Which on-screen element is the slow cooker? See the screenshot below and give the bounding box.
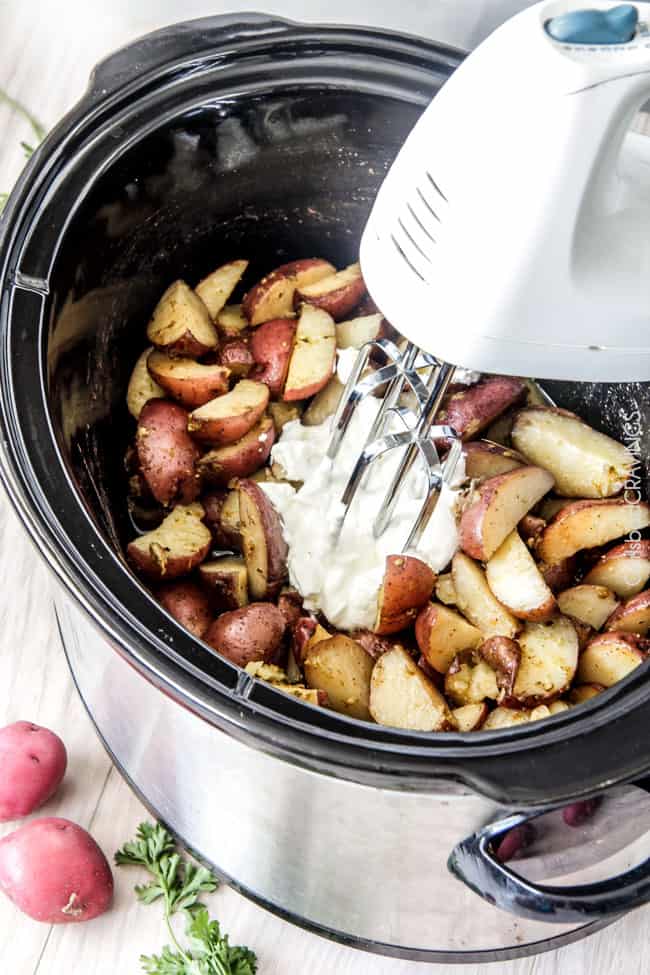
[1,13,650,963]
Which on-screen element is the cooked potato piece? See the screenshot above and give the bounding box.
[369,646,453,730]
[205,602,285,667]
[478,636,521,699]
[127,503,211,580]
[452,552,520,639]
[539,497,575,521]
[238,478,288,600]
[302,375,344,427]
[605,589,650,635]
[293,619,331,664]
[518,514,547,547]
[539,556,579,594]
[136,400,200,506]
[352,630,397,659]
[304,634,373,720]
[374,555,436,635]
[557,585,619,630]
[202,489,241,550]
[415,603,482,673]
[218,337,254,378]
[147,351,230,408]
[507,616,579,707]
[269,400,302,433]
[484,410,516,447]
[569,683,605,704]
[157,580,213,638]
[294,262,366,320]
[199,556,249,611]
[452,702,489,731]
[483,706,531,729]
[249,318,296,397]
[283,304,336,402]
[335,313,383,349]
[462,441,524,481]
[434,573,457,606]
[460,466,555,561]
[511,407,634,499]
[486,530,556,621]
[217,303,248,336]
[444,651,499,705]
[127,347,165,418]
[584,540,650,598]
[538,499,650,564]
[188,379,269,446]
[195,259,248,319]
[277,589,303,631]
[577,631,647,686]
[198,415,275,485]
[243,258,334,325]
[147,280,218,357]
[437,376,526,443]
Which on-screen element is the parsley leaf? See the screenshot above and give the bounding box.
[0,90,45,214]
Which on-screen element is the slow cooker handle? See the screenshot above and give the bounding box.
[86,14,295,100]
[448,807,650,923]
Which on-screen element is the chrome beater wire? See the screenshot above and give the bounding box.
[327,338,461,548]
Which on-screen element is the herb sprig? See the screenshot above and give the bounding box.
[0,89,45,213]
[116,822,257,975]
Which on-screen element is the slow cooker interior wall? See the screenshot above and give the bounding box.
[47,90,415,547]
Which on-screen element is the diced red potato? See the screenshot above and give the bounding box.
[249,318,296,397]
[188,380,269,445]
[462,441,524,481]
[301,375,344,427]
[294,262,366,320]
[415,603,482,673]
[511,407,634,499]
[436,376,527,444]
[452,552,520,639]
[569,683,605,704]
[538,500,650,564]
[0,818,113,923]
[518,514,547,547]
[369,646,453,730]
[146,280,218,357]
[304,634,374,720]
[483,410,517,447]
[268,400,303,433]
[202,489,241,550]
[452,702,489,731]
[434,573,457,606]
[503,616,579,707]
[374,555,436,635]
[577,631,648,686]
[277,589,303,631]
[127,503,211,580]
[538,556,579,594]
[557,585,619,630]
[485,530,557,621]
[459,466,555,561]
[538,497,575,521]
[126,347,165,418]
[199,557,249,612]
[0,722,67,822]
[478,636,521,700]
[335,313,383,349]
[563,798,601,828]
[136,401,200,507]
[217,337,254,378]
[195,259,248,319]
[242,258,335,325]
[198,415,275,485]
[157,580,213,637]
[352,630,397,659]
[605,589,650,635]
[204,602,286,667]
[146,351,230,408]
[444,651,499,706]
[584,541,650,599]
[483,706,533,729]
[292,617,330,665]
[237,478,288,600]
[495,823,536,861]
[216,303,248,336]
[283,305,336,402]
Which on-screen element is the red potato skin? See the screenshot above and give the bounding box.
[202,491,241,550]
[374,555,436,635]
[146,354,230,409]
[479,637,521,701]
[277,590,303,631]
[519,514,546,547]
[204,603,286,667]
[198,417,276,485]
[0,818,113,923]
[605,589,650,634]
[0,722,67,822]
[218,338,254,377]
[188,382,269,446]
[126,535,212,582]
[136,401,200,506]
[538,499,650,564]
[292,616,318,664]
[294,275,367,321]
[242,259,334,324]
[238,478,288,599]
[436,376,526,444]
[463,440,525,480]
[250,318,297,397]
[353,630,396,659]
[157,581,213,638]
[539,556,579,593]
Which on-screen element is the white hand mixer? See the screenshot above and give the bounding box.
[329,0,650,549]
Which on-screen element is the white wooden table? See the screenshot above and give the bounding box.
[1,2,649,972]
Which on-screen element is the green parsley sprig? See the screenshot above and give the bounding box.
[116,822,257,975]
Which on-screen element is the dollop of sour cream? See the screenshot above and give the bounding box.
[259,355,467,631]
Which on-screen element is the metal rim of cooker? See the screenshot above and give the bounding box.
[0,13,649,807]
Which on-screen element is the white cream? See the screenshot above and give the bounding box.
[260,392,466,632]
[454,366,482,385]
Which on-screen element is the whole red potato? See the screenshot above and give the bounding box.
[0,721,67,821]
[0,818,113,923]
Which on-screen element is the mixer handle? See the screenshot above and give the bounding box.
[448,804,650,923]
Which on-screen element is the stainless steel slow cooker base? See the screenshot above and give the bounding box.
[56,595,614,962]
